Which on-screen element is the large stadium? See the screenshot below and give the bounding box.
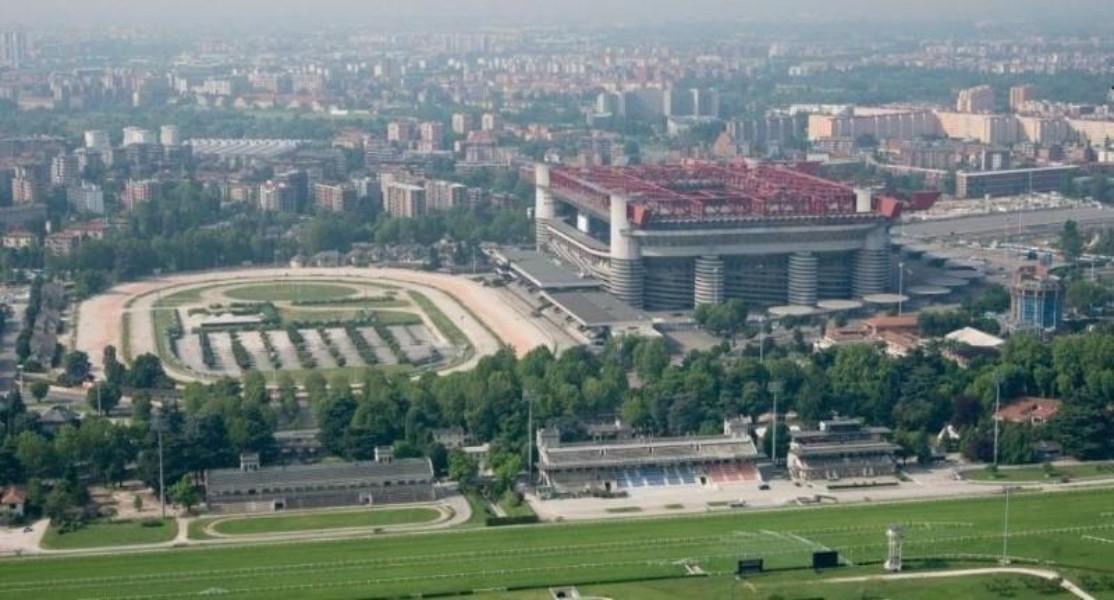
[534,162,895,310]
[74,267,558,381]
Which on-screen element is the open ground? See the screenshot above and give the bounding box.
[1,486,1112,599]
[75,267,558,381]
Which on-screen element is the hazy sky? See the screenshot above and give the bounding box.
[4,0,1114,29]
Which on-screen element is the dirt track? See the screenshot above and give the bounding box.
[75,267,557,378]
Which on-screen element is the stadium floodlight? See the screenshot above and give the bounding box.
[884,524,904,572]
[1001,485,1011,565]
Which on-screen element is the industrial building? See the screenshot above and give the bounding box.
[955,165,1078,199]
[533,162,894,310]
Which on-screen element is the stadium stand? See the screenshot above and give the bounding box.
[204,448,435,513]
[787,417,900,484]
[537,418,763,495]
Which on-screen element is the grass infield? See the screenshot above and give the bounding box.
[966,462,1114,482]
[208,507,441,536]
[40,518,178,550]
[223,282,359,303]
[8,487,1113,599]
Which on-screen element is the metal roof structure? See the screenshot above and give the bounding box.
[549,163,861,226]
[205,459,433,495]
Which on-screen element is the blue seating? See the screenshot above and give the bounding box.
[643,467,665,487]
[665,467,681,485]
[678,465,696,484]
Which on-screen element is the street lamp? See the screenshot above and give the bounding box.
[151,411,167,519]
[767,381,784,467]
[897,261,906,316]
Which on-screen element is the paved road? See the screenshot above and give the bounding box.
[824,567,1096,600]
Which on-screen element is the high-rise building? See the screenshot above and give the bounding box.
[451,113,473,136]
[160,125,182,147]
[384,182,425,218]
[481,113,501,132]
[84,130,111,151]
[1008,265,1062,334]
[122,127,156,147]
[122,179,161,210]
[50,154,79,187]
[425,180,466,212]
[418,121,444,152]
[314,182,356,212]
[259,181,297,213]
[67,182,105,214]
[12,165,43,205]
[1009,85,1035,112]
[387,120,416,143]
[956,85,995,114]
[0,30,30,68]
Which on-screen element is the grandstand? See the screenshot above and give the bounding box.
[787,417,900,485]
[204,449,435,513]
[536,418,763,495]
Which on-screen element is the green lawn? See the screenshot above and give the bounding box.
[209,507,441,536]
[40,518,178,550]
[278,307,423,326]
[966,462,1114,482]
[408,290,470,347]
[224,282,358,302]
[7,485,1114,599]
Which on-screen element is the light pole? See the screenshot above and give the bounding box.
[152,412,167,519]
[897,261,905,316]
[993,373,1001,468]
[767,381,783,468]
[1001,485,1011,565]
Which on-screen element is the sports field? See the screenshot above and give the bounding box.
[4,487,1113,599]
[222,282,361,302]
[208,507,441,536]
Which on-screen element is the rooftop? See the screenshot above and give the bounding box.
[544,289,651,328]
[549,162,862,226]
[205,459,433,495]
[494,248,601,291]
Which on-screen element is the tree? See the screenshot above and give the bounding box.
[128,354,169,389]
[168,475,199,513]
[103,345,126,388]
[1050,403,1112,460]
[1065,279,1111,317]
[60,351,91,386]
[29,381,49,404]
[447,449,478,485]
[1060,220,1083,262]
[86,382,121,415]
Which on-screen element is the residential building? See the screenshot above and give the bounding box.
[314,182,356,212]
[50,153,78,187]
[122,126,156,146]
[956,85,995,113]
[2,230,36,249]
[424,179,466,212]
[67,181,105,214]
[481,112,501,131]
[122,179,161,210]
[259,180,298,212]
[1009,85,1036,112]
[955,165,1077,199]
[451,112,473,135]
[384,181,425,217]
[418,121,444,152]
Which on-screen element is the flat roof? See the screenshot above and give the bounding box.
[816,299,864,311]
[206,459,432,495]
[768,305,818,317]
[862,294,910,305]
[545,290,651,328]
[495,248,601,291]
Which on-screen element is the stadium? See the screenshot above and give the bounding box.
[533,162,895,310]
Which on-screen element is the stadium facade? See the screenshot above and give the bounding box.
[534,162,894,310]
[536,418,762,495]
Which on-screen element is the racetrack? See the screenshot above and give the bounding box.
[75,267,558,379]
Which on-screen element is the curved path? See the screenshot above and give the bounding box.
[76,267,557,380]
[30,495,471,558]
[823,567,1096,600]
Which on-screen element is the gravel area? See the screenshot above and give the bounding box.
[357,327,398,365]
[389,325,435,363]
[208,332,242,376]
[331,328,368,367]
[300,329,337,369]
[238,331,276,370]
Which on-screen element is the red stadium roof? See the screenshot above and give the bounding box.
[549,162,863,226]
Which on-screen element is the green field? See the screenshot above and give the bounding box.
[409,290,470,347]
[40,518,178,550]
[224,282,359,302]
[966,462,1114,482]
[209,507,441,536]
[6,488,1114,599]
[277,306,423,325]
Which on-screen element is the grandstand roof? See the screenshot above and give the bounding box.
[205,459,433,495]
[549,162,863,226]
[539,435,760,469]
[790,440,901,458]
